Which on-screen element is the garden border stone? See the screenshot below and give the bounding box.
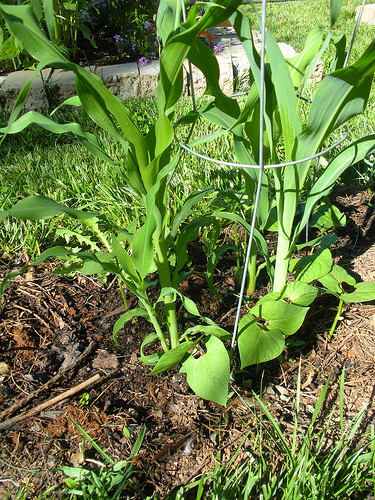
[0,28,301,112]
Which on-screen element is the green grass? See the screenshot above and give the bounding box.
[30,370,374,499]
[241,0,374,55]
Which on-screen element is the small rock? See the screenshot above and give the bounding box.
[92,349,119,370]
[70,451,84,467]
[356,4,375,25]
[0,362,9,375]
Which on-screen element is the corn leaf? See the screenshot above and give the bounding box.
[330,0,343,28]
[265,30,302,160]
[286,27,325,89]
[0,195,99,222]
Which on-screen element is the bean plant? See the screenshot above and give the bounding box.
[1,0,375,406]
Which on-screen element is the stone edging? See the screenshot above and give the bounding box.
[0,29,305,112]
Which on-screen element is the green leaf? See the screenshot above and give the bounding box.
[158,287,201,317]
[0,36,20,59]
[128,425,146,460]
[140,332,163,365]
[280,281,318,307]
[340,282,375,303]
[319,264,356,295]
[150,340,198,375]
[265,29,302,160]
[1,195,99,221]
[42,0,57,41]
[290,247,333,284]
[251,299,309,336]
[238,314,285,368]
[0,110,124,178]
[131,213,156,280]
[286,27,325,89]
[330,0,343,28]
[132,156,179,278]
[310,199,346,231]
[168,187,214,243]
[183,323,231,341]
[113,308,149,345]
[181,335,230,406]
[112,234,140,286]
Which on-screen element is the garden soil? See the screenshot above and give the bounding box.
[1,186,375,499]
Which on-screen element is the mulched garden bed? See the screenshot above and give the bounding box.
[1,185,375,498]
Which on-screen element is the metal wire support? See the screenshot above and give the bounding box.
[173,120,349,170]
[344,0,366,68]
[231,0,267,350]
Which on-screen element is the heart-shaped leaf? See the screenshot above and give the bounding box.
[238,314,285,368]
[181,336,229,406]
[251,299,309,336]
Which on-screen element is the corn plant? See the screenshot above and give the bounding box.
[173,0,375,369]
[0,0,249,406]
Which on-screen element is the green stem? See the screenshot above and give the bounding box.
[329,299,343,340]
[273,234,291,293]
[118,279,128,309]
[246,240,257,296]
[141,300,170,352]
[154,237,179,349]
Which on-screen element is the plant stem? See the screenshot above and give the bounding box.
[154,236,180,349]
[273,234,291,293]
[246,240,257,296]
[329,299,343,340]
[118,279,128,309]
[142,301,170,352]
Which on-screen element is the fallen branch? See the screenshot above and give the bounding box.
[0,340,97,421]
[0,373,101,432]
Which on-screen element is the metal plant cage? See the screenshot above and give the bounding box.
[174,0,367,348]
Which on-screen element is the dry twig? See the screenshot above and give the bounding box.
[0,340,97,421]
[0,373,101,432]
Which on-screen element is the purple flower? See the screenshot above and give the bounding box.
[139,56,149,66]
[154,37,159,47]
[144,21,153,30]
[213,44,223,54]
[132,42,137,50]
[114,34,124,43]
[150,51,157,60]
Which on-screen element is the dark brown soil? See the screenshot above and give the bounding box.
[1,186,375,499]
